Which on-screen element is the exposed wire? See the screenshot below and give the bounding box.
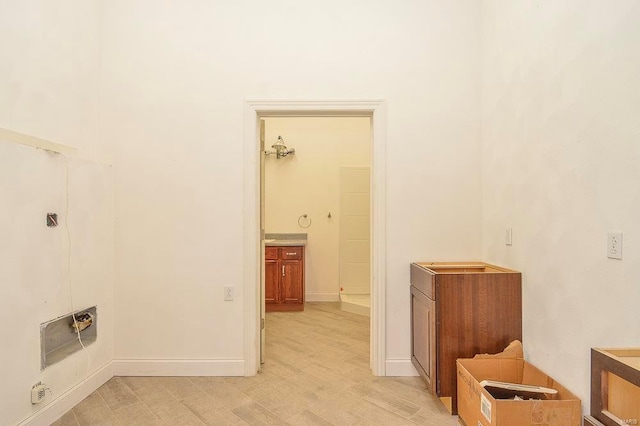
[57,151,92,374]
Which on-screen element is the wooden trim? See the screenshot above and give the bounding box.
[584,415,606,426]
[370,99,387,376]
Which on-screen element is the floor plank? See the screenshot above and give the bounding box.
[53,303,458,425]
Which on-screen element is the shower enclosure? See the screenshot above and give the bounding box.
[339,166,371,315]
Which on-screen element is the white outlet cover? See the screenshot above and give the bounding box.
[607,232,622,260]
[31,383,46,404]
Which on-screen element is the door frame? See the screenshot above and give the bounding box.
[242,99,387,376]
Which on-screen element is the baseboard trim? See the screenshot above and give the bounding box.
[305,292,340,302]
[385,359,419,377]
[18,362,114,426]
[340,300,370,317]
[113,359,245,377]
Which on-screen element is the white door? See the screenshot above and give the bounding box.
[339,167,370,296]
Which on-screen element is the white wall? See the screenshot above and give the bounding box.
[0,141,114,425]
[0,2,113,423]
[3,2,637,415]
[0,0,103,160]
[99,1,482,367]
[481,0,640,408]
[264,117,370,301]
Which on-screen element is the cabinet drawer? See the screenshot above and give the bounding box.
[280,247,302,260]
[410,263,435,299]
[265,247,278,260]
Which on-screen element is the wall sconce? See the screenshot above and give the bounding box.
[265,136,295,159]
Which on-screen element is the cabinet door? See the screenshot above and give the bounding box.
[264,258,279,305]
[411,285,436,394]
[281,258,303,304]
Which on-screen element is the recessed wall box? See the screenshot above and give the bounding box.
[40,306,97,370]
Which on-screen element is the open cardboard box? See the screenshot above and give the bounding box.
[457,357,581,426]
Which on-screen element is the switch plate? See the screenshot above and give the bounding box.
[505,228,513,246]
[607,232,622,260]
[224,286,234,301]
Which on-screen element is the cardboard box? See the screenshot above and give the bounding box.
[457,357,581,426]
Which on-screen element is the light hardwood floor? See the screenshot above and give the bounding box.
[53,303,458,425]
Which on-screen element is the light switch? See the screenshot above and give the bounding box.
[224,286,234,301]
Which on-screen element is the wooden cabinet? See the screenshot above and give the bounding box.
[411,285,436,391]
[584,416,605,426]
[410,262,522,414]
[590,348,640,426]
[266,246,304,311]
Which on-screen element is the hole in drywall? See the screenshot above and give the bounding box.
[40,306,97,370]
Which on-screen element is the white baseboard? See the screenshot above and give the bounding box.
[18,362,114,426]
[342,287,370,295]
[113,359,245,377]
[385,359,419,377]
[305,292,340,302]
[340,300,370,316]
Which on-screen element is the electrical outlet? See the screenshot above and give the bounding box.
[607,232,623,260]
[224,286,234,301]
[31,382,46,404]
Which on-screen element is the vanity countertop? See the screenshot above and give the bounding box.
[265,233,307,246]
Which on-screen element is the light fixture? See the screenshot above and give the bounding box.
[266,136,295,159]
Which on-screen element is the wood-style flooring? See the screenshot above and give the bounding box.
[53,302,458,425]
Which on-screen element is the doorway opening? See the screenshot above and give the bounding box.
[243,100,387,377]
[262,116,371,314]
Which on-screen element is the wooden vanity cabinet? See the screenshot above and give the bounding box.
[266,246,305,311]
[410,262,522,414]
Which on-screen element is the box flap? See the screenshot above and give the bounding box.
[522,362,580,401]
[458,358,524,384]
[474,340,524,360]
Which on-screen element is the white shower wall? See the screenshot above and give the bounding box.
[264,117,371,301]
[339,166,371,296]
